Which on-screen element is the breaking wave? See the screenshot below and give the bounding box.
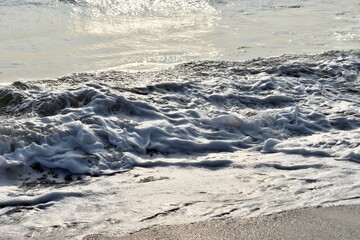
[0,50,359,183]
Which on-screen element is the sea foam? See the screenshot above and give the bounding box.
[0,51,359,184]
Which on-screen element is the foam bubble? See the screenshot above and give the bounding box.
[0,51,359,184]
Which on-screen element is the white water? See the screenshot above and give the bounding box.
[0,51,360,238]
[0,51,359,179]
[1,0,360,239]
[1,0,360,82]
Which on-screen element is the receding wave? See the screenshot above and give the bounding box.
[0,50,359,184]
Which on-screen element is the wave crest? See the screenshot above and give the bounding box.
[0,50,359,184]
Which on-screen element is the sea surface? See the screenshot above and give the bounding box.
[0,1,360,239]
[0,0,359,82]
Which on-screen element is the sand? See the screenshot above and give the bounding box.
[83,204,360,240]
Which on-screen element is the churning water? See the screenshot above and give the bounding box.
[1,2,360,239]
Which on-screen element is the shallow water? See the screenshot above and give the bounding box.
[1,0,359,82]
[1,2,360,238]
[0,50,359,183]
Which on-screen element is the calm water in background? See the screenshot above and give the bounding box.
[0,0,359,82]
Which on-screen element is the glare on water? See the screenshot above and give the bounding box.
[0,0,359,82]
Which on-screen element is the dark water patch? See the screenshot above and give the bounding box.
[255,163,324,171]
[0,192,84,208]
[134,159,233,170]
[58,0,78,4]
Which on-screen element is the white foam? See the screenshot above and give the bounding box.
[1,151,360,239]
[0,51,359,181]
[0,51,360,238]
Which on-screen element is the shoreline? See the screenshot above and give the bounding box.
[84,204,360,240]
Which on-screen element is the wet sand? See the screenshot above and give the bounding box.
[84,204,360,240]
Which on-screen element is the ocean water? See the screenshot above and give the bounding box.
[0,0,359,82]
[1,50,360,238]
[1,50,360,180]
[0,1,360,239]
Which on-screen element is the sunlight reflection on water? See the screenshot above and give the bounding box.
[0,0,359,82]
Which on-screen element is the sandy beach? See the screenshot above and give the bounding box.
[84,204,360,240]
